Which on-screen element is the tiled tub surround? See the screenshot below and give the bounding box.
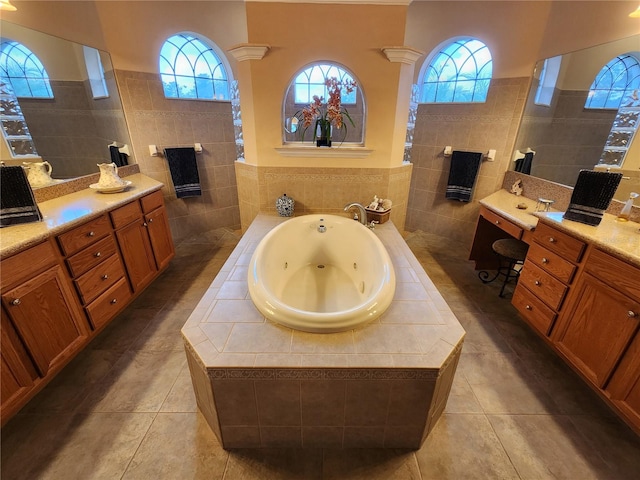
[181,214,465,449]
[234,162,412,234]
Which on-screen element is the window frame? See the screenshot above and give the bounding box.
[418,36,493,104]
[0,38,53,99]
[585,54,640,110]
[158,31,233,101]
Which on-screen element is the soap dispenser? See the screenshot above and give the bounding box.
[617,192,638,222]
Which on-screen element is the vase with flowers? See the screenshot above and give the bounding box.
[299,77,357,147]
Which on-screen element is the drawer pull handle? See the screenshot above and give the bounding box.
[629,311,638,318]
[534,280,541,286]
[101,274,109,280]
[495,220,500,225]
[542,257,549,264]
[87,231,95,237]
[110,298,117,305]
[549,237,556,243]
[11,298,21,306]
[94,252,101,258]
[525,305,532,310]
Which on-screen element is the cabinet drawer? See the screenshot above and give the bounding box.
[480,207,523,239]
[532,223,586,263]
[140,190,164,214]
[519,260,568,311]
[74,254,125,305]
[512,283,557,335]
[527,242,577,284]
[110,200,142,229]
[585,249,640,303]
[1,241,57,289]
[66,236,118,278]
[57,215,111,256]
[85,278,131,330]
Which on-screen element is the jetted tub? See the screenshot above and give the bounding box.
[247,214,396,332]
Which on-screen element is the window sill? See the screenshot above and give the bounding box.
[276,144,372,158]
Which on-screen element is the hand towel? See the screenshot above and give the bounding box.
[563,170,623,226]
[514,152,534,175]
[0,166,42,227]
[109,145,129,167]
[445,150,483,202]
[164,147,202,198]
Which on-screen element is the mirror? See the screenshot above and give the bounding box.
[512,35,640,201]
[0,20,132,183]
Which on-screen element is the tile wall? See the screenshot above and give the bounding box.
[406,78,530,246]
[235,162,413,232]
[115,70,241,242]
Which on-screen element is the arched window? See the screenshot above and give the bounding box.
[0,39,53,98]
[159,33,230,100]
[282,62,365,145]
[294,64,357,105]
[585,54,640,109]
[420,38,492,103]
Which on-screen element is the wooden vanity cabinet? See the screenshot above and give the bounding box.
[1,306,39,421]
[512,222,586,336]
[0,241,90,379]
[552,249,640,389]
[0,188,175,425]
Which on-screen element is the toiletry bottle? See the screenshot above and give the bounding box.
[617,192,638,222]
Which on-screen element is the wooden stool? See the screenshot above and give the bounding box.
[478,238,529,297]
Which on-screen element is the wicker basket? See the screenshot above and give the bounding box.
[365,208,391,224]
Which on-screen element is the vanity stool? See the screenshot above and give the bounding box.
[479,238,529,298]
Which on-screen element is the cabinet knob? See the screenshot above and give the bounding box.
[495,220,500,225]
[11,298,21,306]
[525,305,532,310]
[629,311,638,318]
[101,274,109,280]
[110,298,117,305]
[87,231,95,237]
[542,257,549,264]
[94,252,101,258]
[534,280,541,286]
[549,237,556,243]
[143,222,148,227]
[148,218,154,223]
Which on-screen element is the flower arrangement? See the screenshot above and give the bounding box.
[299,77,357,146]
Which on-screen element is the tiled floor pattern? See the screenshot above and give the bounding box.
[2,227,639,479]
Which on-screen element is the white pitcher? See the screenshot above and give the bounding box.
[23,161,54,188]
[97,162,125,188]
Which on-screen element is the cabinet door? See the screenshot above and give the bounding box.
[1,265,89,377]
[607,330,640,432]
[553,273,640,388]
[116,220,157,292]
[1,307,38,424]
[145,207,175,271]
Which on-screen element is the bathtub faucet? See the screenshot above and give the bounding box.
[344,202,368,226]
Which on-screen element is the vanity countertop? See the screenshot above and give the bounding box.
[479,189,546,231]
[536,212,640,268]
[0,173,164,259]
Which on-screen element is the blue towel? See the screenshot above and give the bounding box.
[445,151,483,202]
[0,166,42,227]
[164,147,202,198]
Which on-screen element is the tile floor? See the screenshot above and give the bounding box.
[2,227,639,479]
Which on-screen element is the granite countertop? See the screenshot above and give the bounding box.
[536,212,640,268]
[0,173,164,259]
[479,189,549,231]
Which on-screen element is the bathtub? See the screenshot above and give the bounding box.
[247,214,396,332]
